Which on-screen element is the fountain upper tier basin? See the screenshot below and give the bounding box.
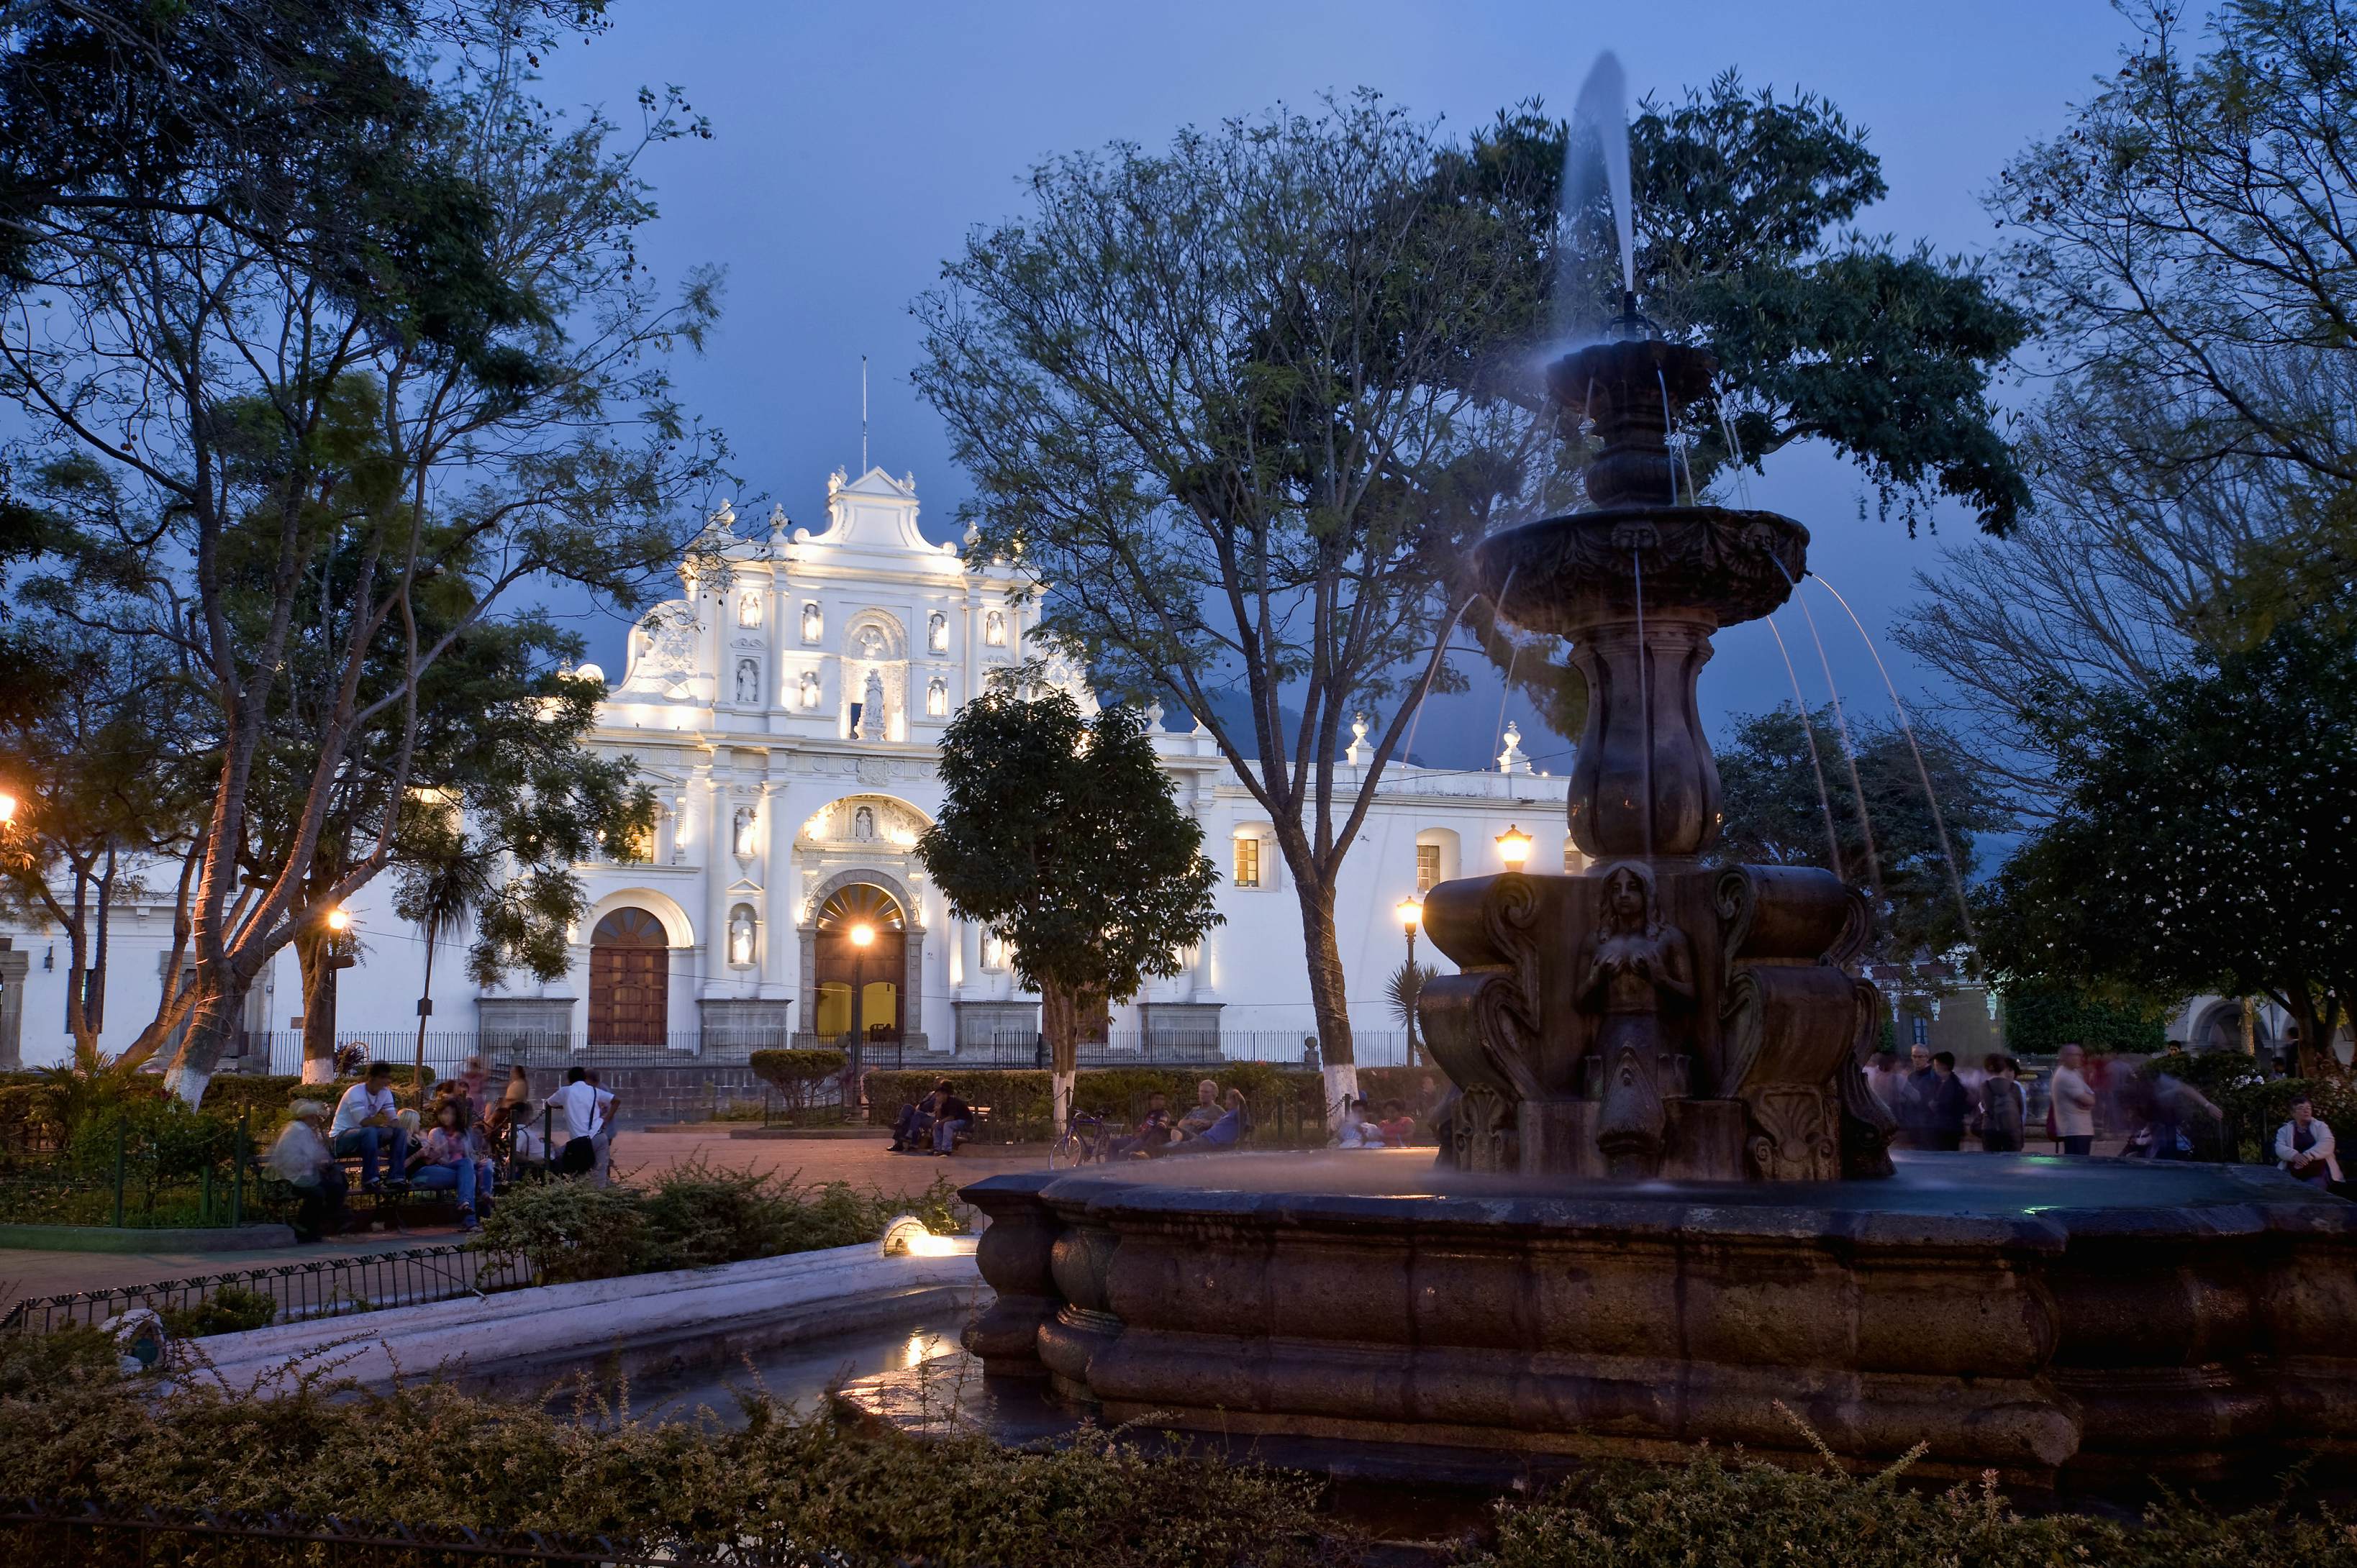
[1473,506,1809,637]
[963,1152,2357,1488]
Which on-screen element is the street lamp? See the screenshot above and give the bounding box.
[1396,895,1425,1065]
[0,791,17,826]
[1494,824,1533,872]
[324,906,351,934]
[847,921,876,1061]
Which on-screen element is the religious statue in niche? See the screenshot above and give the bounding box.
[984,609,1007,647]
[737,593,763,629]
[728,906,756,967]
[927,611,948,653]
[853,805,876,841]
[798,669,821,708]
[1575,862,1696,1175]
[801,603,823,643]
[731,804,757,860]
[855,625,888,661]
[926,677,948,717]
[734,658,759,706]
[858,670,886,740]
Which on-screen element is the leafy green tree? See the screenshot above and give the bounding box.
[1461,73,2032,532]
[1979,622,2356,1077]
[1904,1,2357,790]
[1994,983,2169,1059]
[1,11,724,1103]
[1713,703,2011,961]
[915,678,1222,1131]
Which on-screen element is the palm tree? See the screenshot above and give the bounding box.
[1387,957,1437,1065]
[391,816,496,1107]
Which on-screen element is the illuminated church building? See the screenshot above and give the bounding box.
[0,467,1571,1069]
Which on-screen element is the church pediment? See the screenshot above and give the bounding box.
[797,792,928,849]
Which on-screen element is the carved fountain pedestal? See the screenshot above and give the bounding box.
[932,334,2357,1492]
[1418,335,1888,1184]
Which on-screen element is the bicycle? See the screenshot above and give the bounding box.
[1049,1111,1116,1169]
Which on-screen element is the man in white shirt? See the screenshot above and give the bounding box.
[547,1066,617,1187]
[330,1062,411,1190]
[2051,1042,2097,1157]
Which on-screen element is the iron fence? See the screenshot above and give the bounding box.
[1,1242,528,1336]
[0,1498,812,1566]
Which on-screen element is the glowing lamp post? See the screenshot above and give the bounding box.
[847,921,876,1080]
[1397,895,1426,1065]
[1494,824,1533,872]
[0,791,17,826]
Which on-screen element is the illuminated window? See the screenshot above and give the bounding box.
[1232,835,1260,888]
[1415,844,1441,894]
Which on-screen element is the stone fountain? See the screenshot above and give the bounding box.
[943,329,2357,1492]
[1417,331,1888,1185]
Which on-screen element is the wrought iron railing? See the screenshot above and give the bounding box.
[0,1242,527,1336]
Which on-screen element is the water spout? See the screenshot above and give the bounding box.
[1572,53,1636,297]
[1809,574,1979,946]
[1764,615,1846,882]
[1768,557,1884,909]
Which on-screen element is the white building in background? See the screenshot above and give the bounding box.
[0,468,1571,1072]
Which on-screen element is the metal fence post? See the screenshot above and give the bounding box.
[231,1111,245,1229]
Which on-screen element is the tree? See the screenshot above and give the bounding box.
[1902,0,2357,790]
[915,678,1222,1131]
[917,83,2025,1106]
[1713,703,2012,962]
[1,9,725,1103]
[0,621,207,1056]
[1978,622,2356,1077]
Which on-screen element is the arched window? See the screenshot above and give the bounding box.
[589,907,669,1047]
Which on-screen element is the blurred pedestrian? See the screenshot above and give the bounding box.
[1922,1052,1971,1152]
[1978,1054,2025,1153]
[1897,1043,1935,1149]
[2051,1044,2097,1157]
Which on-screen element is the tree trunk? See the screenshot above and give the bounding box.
[163,979,242,1108]
[1296,882,1358,1118]
[413,939,438,1111]
[296,926,338,1085]
[1041,980,1082,1136]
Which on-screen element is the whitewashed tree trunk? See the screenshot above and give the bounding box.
[1053,1069,1075,1137]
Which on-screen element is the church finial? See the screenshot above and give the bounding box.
[860,355,868,475]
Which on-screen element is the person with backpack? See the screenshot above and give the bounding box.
[547,1066,617,1185]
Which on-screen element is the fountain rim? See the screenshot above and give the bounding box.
[1473,503,1812,634]
[969,1157,2355,1251]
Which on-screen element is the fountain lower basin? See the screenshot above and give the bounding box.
[962,1152,2357,1488]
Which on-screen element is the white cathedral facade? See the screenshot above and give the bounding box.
[0,468,1573,1071]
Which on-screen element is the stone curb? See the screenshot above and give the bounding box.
[180,1239,983,1395]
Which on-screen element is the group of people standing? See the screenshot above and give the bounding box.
[264,1057,619,1241]
[1870,1044,2034,1152]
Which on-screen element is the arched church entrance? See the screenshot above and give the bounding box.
[589,906,670,1046]
[812,883,905,1044]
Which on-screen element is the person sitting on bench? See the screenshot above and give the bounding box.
[330,1063,410,1193]
[267,1100,346,1241]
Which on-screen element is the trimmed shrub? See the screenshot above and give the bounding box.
[0,1352,1335,1567]
[1468,1436,2357,1568]
[748,1047,847,1109]
[865,1065,1323,1137]
[474,1160,967,1285]
[159,1284,279,1339]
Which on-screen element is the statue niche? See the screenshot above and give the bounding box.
[1574,863,1692,1177]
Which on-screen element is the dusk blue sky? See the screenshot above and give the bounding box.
[531,1,2140,777]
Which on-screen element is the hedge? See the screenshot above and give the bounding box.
[748,1048,848,1108]
[864,1065,1326,1134]
[1999,982,2170,1057]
